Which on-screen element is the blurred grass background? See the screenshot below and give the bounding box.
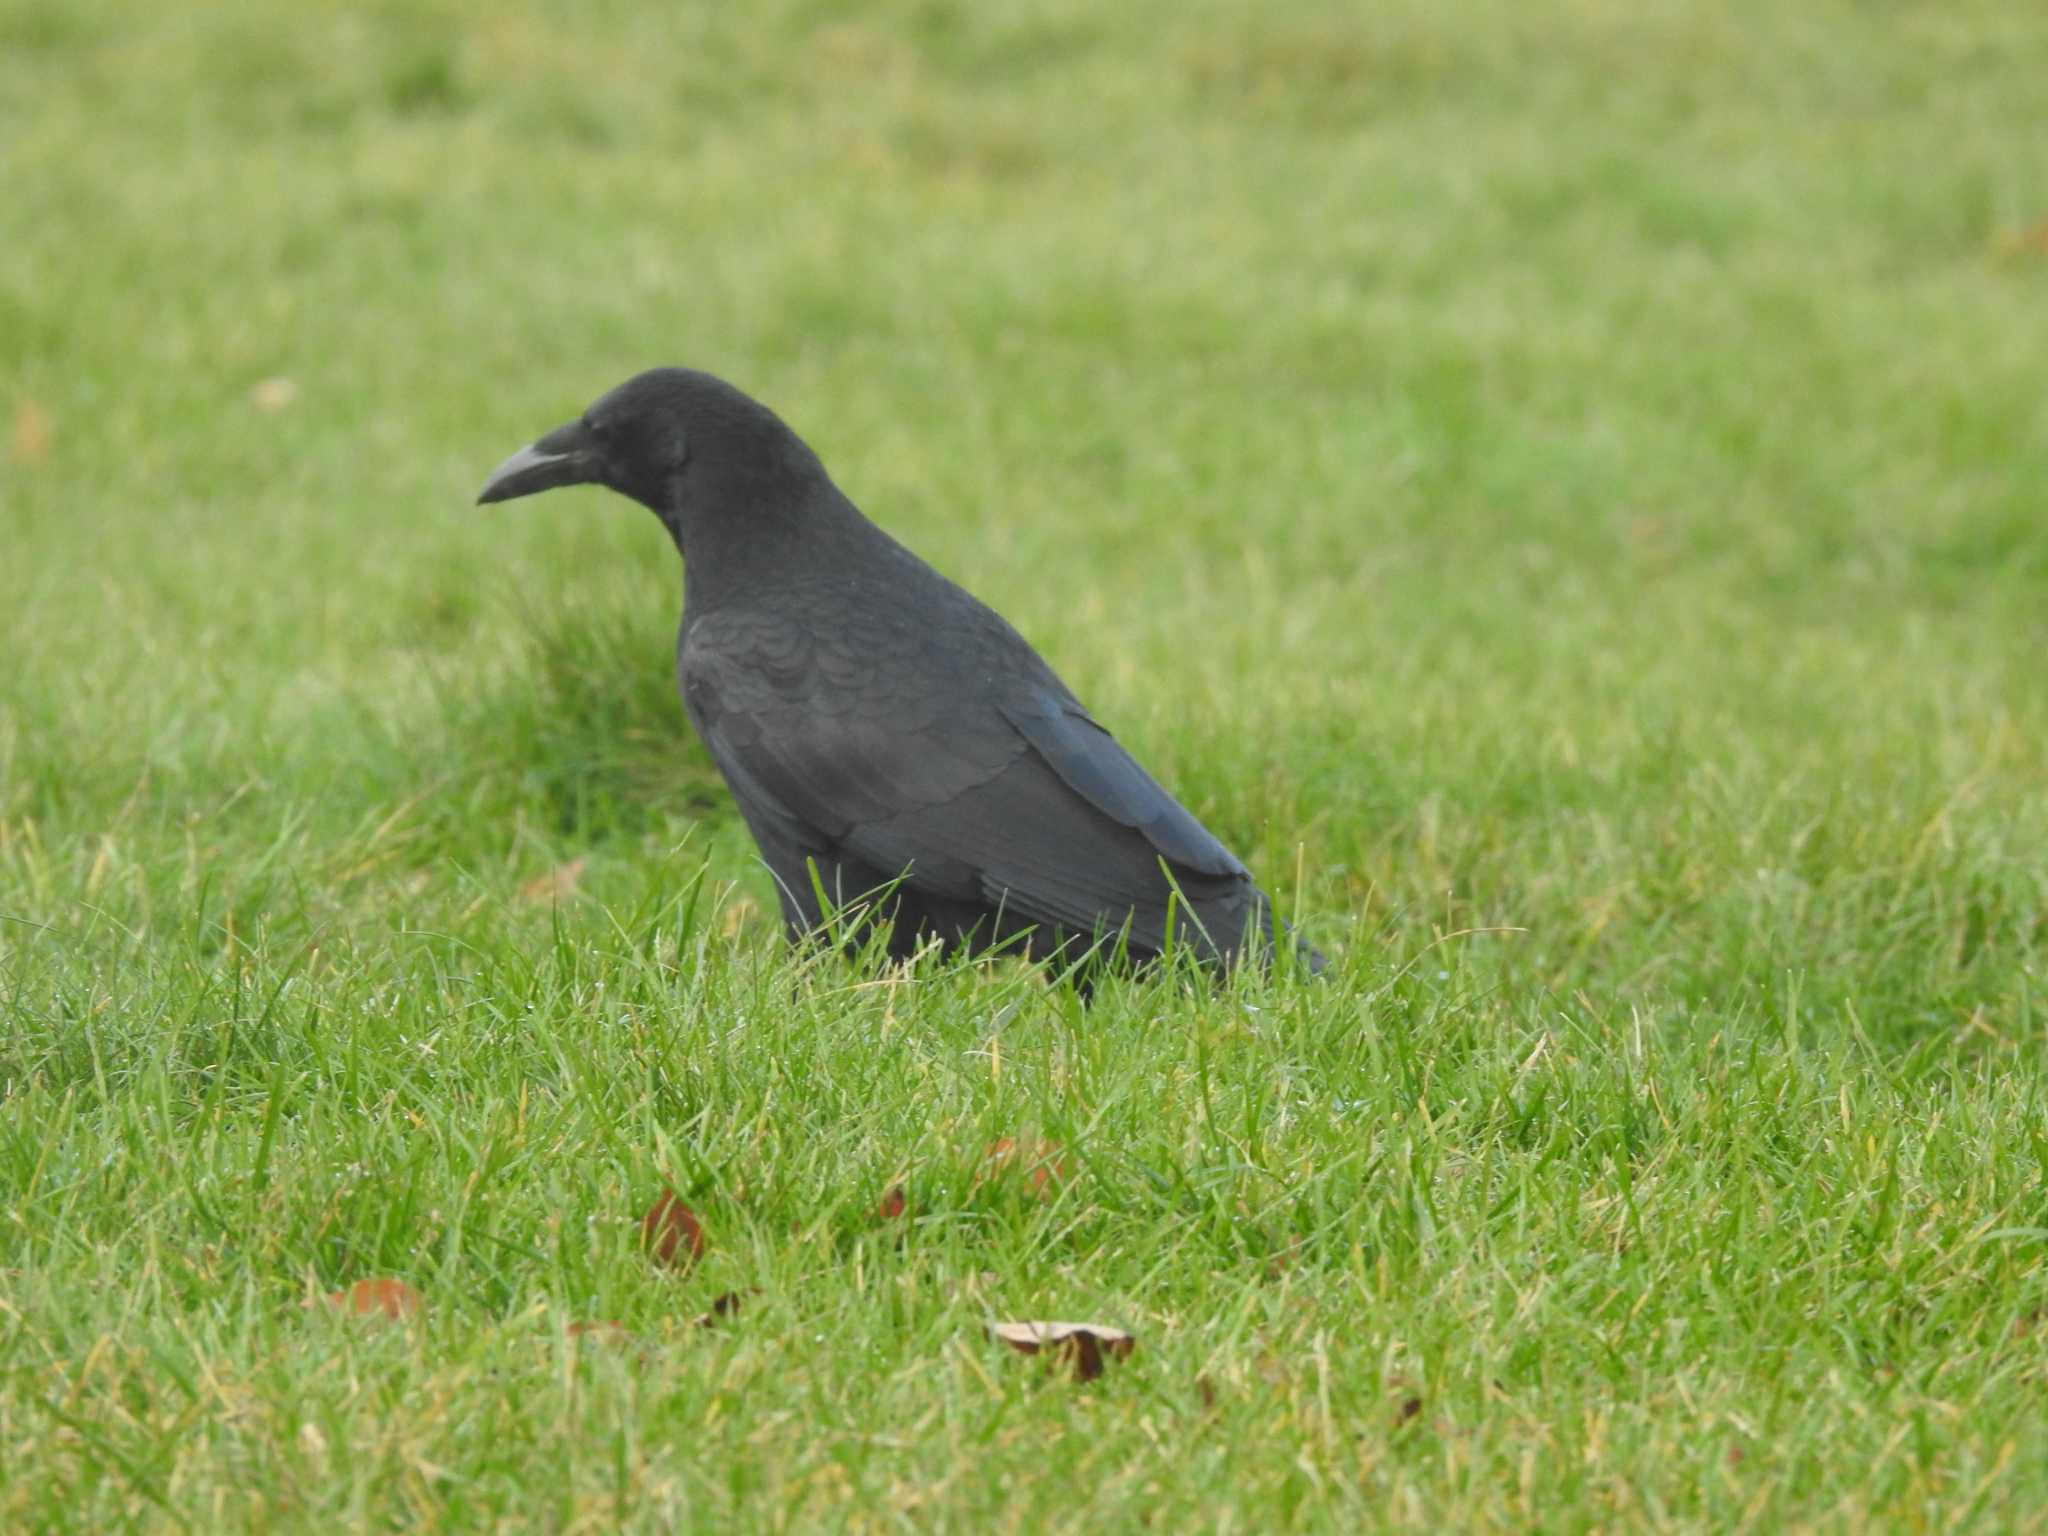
[3,0,2047,1529]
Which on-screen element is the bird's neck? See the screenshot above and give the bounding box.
[664,473,877,619]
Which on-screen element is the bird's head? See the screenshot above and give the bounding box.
[476,367,820,524]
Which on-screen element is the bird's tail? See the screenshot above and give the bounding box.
[1279,919,1327,978]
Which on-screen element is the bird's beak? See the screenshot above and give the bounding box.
[476,418,597,505]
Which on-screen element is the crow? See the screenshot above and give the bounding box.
[478,368,1320,980]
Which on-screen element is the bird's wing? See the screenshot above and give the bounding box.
[995,691,1247,880]
[680,613,1252,946]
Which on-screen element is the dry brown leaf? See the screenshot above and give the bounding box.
[1394,1394,1424,1426]
[305,1276,424,1322]
[876,1183,909,1221]
[1263,1236,1304,1280]
[693,1290,745,1328]
[641,1187,706,1268]
[519,857,587,904]
[10,399,52,466]
[988,1320,1134,1381]
[1993,219,2048,260]
[568,1319,633,1343]
[251,376,299,412]
[980,1137,1072,1200]
[718,896,762,937]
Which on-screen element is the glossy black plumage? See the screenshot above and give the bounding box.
[479,368,1319,977]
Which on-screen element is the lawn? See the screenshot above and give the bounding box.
[4,0,2047,1529]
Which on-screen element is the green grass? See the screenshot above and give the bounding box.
[4,0,2048,1528]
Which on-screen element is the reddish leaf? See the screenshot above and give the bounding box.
[989,1320,1135,1381]
[306,1276,423,1322]
[641,1188,706,1268]
[1994,218,2048,260]
[876,1184,908,1221]
[981,1138,1072,1200]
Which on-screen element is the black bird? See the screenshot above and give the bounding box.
[478,368,1319,979]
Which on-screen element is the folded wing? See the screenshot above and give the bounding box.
[681,616,1264,961]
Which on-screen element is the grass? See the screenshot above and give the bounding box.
[3,0,2047,1527]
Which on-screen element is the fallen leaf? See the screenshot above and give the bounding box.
[980,1137,1073,1200]
[10,399,52,465]
[1993,220,2048,260]
[641,1187,705,1268]
[693,1290,745,1328]
[251,376,298,412]
[1263,1236,1304,1280]
[719,896,762,937]
[1727,1442,1746,1466]
[1394,1394,1424,1426]
[988,1320,1135,1381]
[305,1276,424,1321]
[519,857,587,904]
[568,1319,633,1343]
[876,1184,908,1221]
